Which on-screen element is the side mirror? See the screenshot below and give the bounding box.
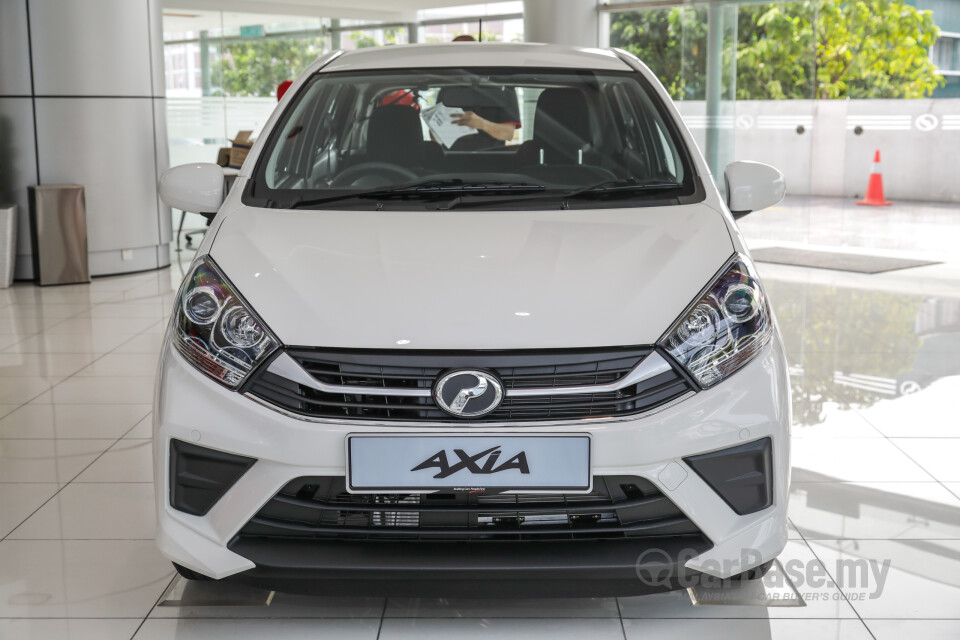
[158,163,225,214]
[724,161,785,219]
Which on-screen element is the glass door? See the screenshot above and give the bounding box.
[608,0,818,198]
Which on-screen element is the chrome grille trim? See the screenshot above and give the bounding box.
[266,350,673,399]
[243,389,695,427]
[267,351,431,397]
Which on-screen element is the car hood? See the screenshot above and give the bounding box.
[209,204,734,350]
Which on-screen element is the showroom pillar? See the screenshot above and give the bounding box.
[523,0,605,48]
[703,3,738,186]
[0,0,171,280]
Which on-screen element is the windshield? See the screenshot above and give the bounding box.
[245,67,700,210]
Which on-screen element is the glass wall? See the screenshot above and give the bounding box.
[607,0,945,197]
[163,10,333,237]
[337,21,410,50]
[163,10,329,170]
[607,0,944,102]
[932,31,960,97]
[162,2,524,174]
[418,2,523,42]
[609,2,746,188]
[162,3,526,240]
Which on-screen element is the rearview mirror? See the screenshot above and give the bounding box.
[724,161,785,219]
[158,163,225,214]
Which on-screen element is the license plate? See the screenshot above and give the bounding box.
[346,434,591,493]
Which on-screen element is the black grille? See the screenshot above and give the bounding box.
[246,346,692,422]
[236,476,705,542]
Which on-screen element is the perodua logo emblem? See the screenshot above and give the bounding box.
[433,370,504,418]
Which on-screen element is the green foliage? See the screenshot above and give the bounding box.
[611,0,945,100]
[215,37,325,97]
[765,280,922,427]
[813,0,943,98]
[478,30,505,43]
[611,7,708,99]
[348,28,401,49]
[736,4,818,99]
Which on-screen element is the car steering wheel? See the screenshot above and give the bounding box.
[330,162,419,188]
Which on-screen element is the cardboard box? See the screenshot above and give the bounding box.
[228,131,254,169]
[216,147,231,167]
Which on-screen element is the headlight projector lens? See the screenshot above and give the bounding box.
[678,302,722,345]
[220,306,266,348]
[182,287,220,325]
[722,284,760,323]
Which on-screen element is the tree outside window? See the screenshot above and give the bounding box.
[611,0,945,100]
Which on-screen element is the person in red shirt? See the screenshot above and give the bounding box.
[450,101,519,144]
[448,35,520,146]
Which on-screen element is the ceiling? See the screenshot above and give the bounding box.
[160,0,510,22]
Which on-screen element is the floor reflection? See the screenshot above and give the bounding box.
[791,478,960,540]
[765,278,960,429]
[767,270,960,625]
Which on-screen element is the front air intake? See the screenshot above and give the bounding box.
[234,475,707,542]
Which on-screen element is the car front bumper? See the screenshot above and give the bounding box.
[153,337,791,596]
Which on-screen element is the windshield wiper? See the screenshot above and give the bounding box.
[561,179,683,199]
[285,179,545,209]
[436,178,686,211]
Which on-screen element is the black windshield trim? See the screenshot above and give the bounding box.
[283,179,547,209]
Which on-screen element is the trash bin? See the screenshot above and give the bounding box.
[0,203,15,289]
[28,185,90,286]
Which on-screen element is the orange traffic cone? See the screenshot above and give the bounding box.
[856,150,892,206]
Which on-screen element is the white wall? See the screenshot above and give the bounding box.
[676,99,960,203]
[0,0,171,280]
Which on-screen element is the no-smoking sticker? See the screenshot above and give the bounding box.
[915,114,939,131]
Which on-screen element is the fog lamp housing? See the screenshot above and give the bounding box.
[170,439,256,516]
[684,438,773,515]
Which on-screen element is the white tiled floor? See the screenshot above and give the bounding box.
[1,199,959,638]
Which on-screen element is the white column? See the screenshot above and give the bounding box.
[0,0,170,280]
[523,0,601,48]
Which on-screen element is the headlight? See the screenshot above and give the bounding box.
[660,256,772,388]
[173,257,279,388]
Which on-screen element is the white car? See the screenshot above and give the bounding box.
[155,43,790,597]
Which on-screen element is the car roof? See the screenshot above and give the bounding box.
[320,42,633,72]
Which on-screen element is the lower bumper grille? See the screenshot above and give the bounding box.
[236,476,704,542]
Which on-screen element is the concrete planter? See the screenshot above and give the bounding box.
[0,204,16,289]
